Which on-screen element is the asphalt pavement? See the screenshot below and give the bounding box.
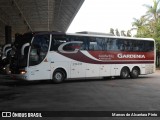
[0,71,160,119]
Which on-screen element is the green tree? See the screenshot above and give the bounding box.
[143,0,160,23]
[143,0,160,38]
[133,0,160,67]
[132,16,148,37]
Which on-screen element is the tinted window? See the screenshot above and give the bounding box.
[50,35,154,52]
[66,36,84,50]
[115,39,154,52]
[50,35,86,51]
[50,35,67,51]
[87,37,118,51]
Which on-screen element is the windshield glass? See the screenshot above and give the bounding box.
[10,33,33,70]
[29,34,50,66]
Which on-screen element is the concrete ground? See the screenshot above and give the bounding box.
[0,71,160,119]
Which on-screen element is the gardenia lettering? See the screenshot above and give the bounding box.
[117,54,145,59]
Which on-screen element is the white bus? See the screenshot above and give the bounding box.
[10,31,156,83]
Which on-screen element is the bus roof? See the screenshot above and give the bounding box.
[67,33,154,41]
[23,31,154,41]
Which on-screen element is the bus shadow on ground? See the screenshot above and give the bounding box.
[65,76,152,83]
[0,75,153,87]
[0,79,52,87]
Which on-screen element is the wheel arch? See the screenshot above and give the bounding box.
[121,66,130,72]
[52,67,67,80]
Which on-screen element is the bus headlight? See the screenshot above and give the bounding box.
[20,70,27,74]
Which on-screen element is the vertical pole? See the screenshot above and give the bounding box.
[5,25,12,44]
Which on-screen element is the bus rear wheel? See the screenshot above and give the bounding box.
[120,67,130,79]
[130,67,139,79]
[52,70,65,83]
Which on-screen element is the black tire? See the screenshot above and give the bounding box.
[52,70,65,83]
[120,67,130,79]
[130,67,139,79]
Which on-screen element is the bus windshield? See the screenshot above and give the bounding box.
[29,34,50,66]
[10,33,33,72]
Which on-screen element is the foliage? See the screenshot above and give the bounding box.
[132,0,160,46]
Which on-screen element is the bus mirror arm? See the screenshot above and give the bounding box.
[5,48,12,56]
[3,44,11,54]
[1,44,11,59]
[21,43,30,55]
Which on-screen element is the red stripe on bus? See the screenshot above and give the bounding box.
[58,51,154,64]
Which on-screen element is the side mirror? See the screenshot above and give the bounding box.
[21,43,30,55]
[3,44,11,54]
[5,48,12,56]
[2,44,11,59]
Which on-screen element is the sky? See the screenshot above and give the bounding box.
[67,0,152,35]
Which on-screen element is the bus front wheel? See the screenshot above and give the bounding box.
[52,70,65,83]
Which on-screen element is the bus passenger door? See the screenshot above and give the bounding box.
[70,62,86,78]
[28,61,51,80]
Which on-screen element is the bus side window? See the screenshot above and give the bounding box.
[118,39,125,51]
[109,38,118,51]
[88,37,98,51]
[149,41,154,51]
[50,39,60,51]
[80,37,89,50]
[138,41,144,51]
[95,37,103,50]
[128,40,133,51]
[50,35,66,51]
[107,39,115,51]
[145,41,154,51]
[117,39,132,51]
[67,36,86,50]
